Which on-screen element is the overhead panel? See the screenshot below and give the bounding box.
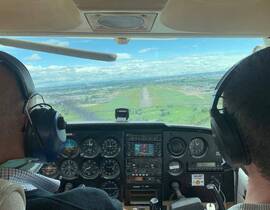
[74,0,168,11]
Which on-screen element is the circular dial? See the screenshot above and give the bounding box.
[61,138,79,158]
[168,138,186,156]
[101,181,119,198]
[80,138,100,158]
[60,159,79,180]
[189,138,207,158]
[101,159,120,179]
[80,160,100,180]
[40,163,59,178]
[168,160,183,176]
[101,138,120,158]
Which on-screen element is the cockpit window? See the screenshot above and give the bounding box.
[2,37,262,126]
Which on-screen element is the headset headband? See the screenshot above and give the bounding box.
[211,60,246,111]
[0,51,36,100]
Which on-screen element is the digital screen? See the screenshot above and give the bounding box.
[196,162,216,168]
[134,144,154,156]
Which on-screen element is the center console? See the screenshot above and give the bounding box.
[125,133,163,205]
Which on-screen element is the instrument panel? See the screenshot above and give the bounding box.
[57,136,122,181]
[39,122,235,204]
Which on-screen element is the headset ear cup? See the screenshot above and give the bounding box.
[211,110,250,166]
[26,105,66,161]
[24,122,44,159]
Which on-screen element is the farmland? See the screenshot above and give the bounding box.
[39,71,223,127]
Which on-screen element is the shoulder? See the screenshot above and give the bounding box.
[229,203,270,210]
[0,179,26,210]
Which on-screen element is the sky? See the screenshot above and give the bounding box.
[0,37,263,89]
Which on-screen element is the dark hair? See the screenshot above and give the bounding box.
[223,47,270,178]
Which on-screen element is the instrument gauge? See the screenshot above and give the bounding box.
[168,160,183,176]
[168,138,186,156]
[101,138,120,158]
[80,160,100,180]
[189,138,208,158]
[101,159,120,179]
[80,138,100,158]
[60,159,79,180]
[61,138,79,158]
[101,181,119,198]
[40,162,59,178]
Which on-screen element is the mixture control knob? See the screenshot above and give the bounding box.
[150,197,160,210]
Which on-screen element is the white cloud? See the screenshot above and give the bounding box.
[25,53,42,62]
[26,52,247,89]
[117,53,132,60]
[139,48,158,53]
[42,39,69,47]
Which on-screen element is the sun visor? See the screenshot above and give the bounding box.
[161,0,270,36]
[0,0,81,32]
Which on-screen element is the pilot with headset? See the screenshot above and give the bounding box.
[0,51,122,210]
[210,47,270,209]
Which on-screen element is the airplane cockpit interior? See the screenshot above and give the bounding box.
[1,0,269,210]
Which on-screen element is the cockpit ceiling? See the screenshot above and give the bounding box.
[0,0,270,37]
[73,0,168,11]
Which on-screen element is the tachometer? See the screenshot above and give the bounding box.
[80,138,100,158]
[101,159,120,179]
[101,138,120,158]
[40,162,59,178]
[168,138,186,156]
[80,159,100,180]
[60,159,79,180]
[189,137,207,158]
[61,138,79,158]
[101,181,119,198]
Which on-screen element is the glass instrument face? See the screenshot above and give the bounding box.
[80,138,100,158]
[101,138,120,158]
[40,163,59,178]
[61,138,79,158]
[189,138,207,158]
[101,159,120,179]
[80,159,100,180]
[60,159,79,180]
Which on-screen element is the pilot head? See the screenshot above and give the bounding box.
[218,47,270,177]
[0,52,66,163]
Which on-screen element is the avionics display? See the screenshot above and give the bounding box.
[134,143,154,157]
[126,134,162,157]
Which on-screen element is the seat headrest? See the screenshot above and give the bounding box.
[0,51,36,100]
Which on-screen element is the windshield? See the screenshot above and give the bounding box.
[2,37,262,126]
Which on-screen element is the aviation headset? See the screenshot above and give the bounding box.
[210,58,253,167]
[0,51,66,162]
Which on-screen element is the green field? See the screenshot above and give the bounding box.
[45,73,220,127]
[83,85,211,126]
